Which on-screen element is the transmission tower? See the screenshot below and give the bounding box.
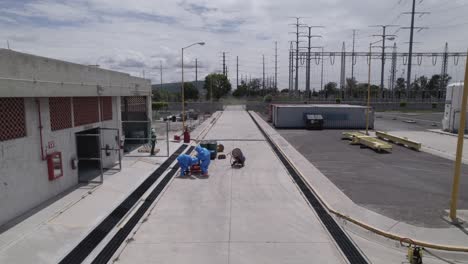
[401,0,429,92]
[440,42,449,93]
[301,25,323,99]
[370,24,398,98]
[289,17,305,92]
[340,42,346,97]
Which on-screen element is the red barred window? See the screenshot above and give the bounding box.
[73,97,99,126]
[0,98,26,141]
[49,97,72,131]
[124,96,147,112]
[100,97,113,121]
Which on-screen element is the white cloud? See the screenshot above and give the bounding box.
[0,0,466,87]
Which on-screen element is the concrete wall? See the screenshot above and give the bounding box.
[164,102,223,113]
[0,49,151,98]
[0,97,121,227]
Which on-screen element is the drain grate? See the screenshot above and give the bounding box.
[59,144,189,264]
[90,146,195,263]
[248,112,368,264]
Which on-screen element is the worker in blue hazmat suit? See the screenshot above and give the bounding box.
[195,145,211,176]
[177,154,199,176]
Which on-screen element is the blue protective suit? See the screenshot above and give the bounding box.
[177,154,199,176]
[195,146,211,175]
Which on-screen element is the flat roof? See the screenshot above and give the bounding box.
[273,104,368,108]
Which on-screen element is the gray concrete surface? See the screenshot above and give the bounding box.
[114,107,347,264]
[276,128,468,227]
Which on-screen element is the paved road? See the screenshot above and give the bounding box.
[277,128,468,227]
[375,111,443,131]
[114,107,347,264]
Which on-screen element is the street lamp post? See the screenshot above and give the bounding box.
[366,40,386,135]
[181,42,205,130]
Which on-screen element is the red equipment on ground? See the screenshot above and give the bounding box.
[190,163,202,174]
[183,127,190,143]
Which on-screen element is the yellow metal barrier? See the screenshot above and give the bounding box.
[341,131,365,141]
[342,131,392,152]
[357,136,392,152]
[376,131,421,151]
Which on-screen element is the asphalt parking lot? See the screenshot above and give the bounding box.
[375,111,443,131]
[277,126,468,227]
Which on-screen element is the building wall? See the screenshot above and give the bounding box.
[0,96,121,227]
[0,49,152,227]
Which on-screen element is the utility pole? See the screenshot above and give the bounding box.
[289,41,294,94]
[401,0,429,93]
[371,25,398,99]
[407,0,416,94]
[262,54,265,93]
[340,42,346,98]
[390,43,397,100]
[351,30,357,81]
[159,61,163,88]
[159,60,167,102]
[295,19,299,92]
[236,55,239,89]
[195,58,198,88]
[222,52,226,76]
[275,41,278,90]
[321,47,324,92]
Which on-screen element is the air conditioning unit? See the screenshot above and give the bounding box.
[442,82,467,133]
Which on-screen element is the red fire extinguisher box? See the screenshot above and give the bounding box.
[47,152,63,181]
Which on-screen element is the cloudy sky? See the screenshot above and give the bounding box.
[0,0,467,90]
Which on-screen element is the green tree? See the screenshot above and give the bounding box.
[264,94,273,103]
[395,77,406,91]
[204,73,232,100]
[233,81,248,97]
[427,74,452,92]
[324,82,338,94]
[346,77,357,96]
[280,88,289,93]
[183,82,199,101]
[410,76,428,91]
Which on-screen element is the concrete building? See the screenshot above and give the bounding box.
[0,49,151,227]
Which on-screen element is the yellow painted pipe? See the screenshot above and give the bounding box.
[450,50,468,221]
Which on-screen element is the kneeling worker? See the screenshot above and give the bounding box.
[195,145,211,176]
[177,154,199,177]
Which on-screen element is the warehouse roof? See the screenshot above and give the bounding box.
[0,49,151,97]
[272,104,369,108]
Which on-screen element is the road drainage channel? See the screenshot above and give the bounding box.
[59,144,194,264]
[248,111,369,264]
